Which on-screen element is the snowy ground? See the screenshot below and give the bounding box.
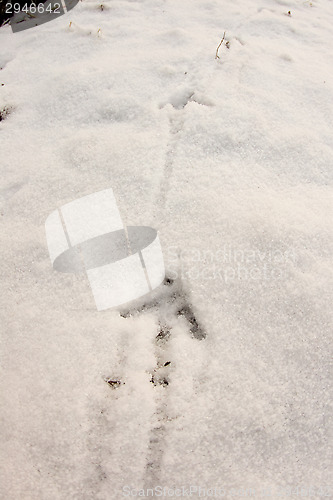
[1,0,332,498]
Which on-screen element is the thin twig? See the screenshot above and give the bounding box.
[215,31,226,59]
[1,18,11,27]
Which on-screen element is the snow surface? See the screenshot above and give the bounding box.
[1,0,332,498]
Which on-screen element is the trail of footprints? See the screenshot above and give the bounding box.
[102,67,213,487]
[104,277,205,487]
[113,277,205,386]
[145,279,206,487]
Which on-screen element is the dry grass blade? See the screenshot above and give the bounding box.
[215,31,226,59]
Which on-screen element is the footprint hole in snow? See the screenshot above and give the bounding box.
[150,374,169,387]
[118,277,205,340]
[156,325,171,343]
[177,303,206,340]
[159,89,195,110]
[160,90,214,110]
[104,378,123,389]
[164,276,175,286]
[0,106,13,122]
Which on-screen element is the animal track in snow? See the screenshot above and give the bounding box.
[159,88,214,110]
[0,106,13,122]
[119,277,205,341]
[142,278,205,487]
[105,277,205,487]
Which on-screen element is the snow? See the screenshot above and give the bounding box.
[1,0,332,498]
